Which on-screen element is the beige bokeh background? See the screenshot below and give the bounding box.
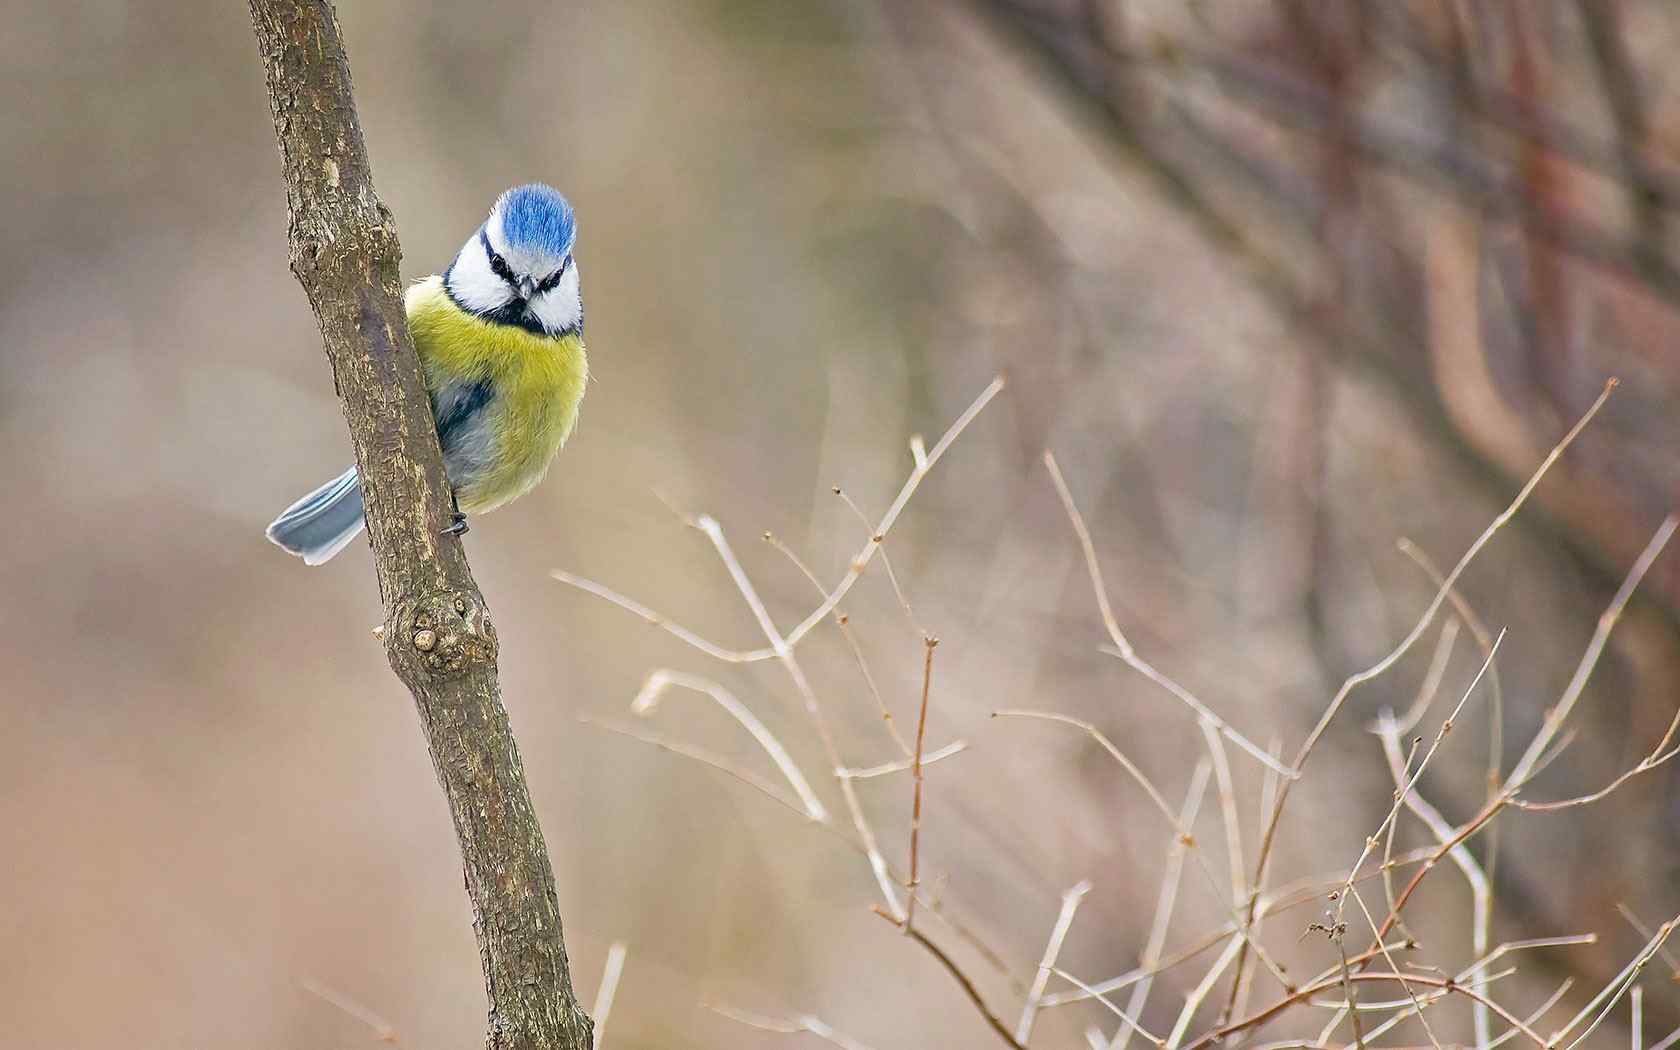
[4,3,1679,1048]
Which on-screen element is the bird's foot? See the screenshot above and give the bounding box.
[442,512,469,537]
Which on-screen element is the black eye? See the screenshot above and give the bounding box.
[536,255,570,295]
[478,229,518,287]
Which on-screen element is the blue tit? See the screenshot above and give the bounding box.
[267,183,588,564]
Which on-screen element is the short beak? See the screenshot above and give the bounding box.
[517,276,537,300]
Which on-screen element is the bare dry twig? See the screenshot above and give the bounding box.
[1109,761,1211,1050]
[591,943,628,1050]
[1230,380,1617,1016]
[1184,971,1552,1050]
[992,708,1292,988]
[906,636,939,932]
[633,669,828,821]
[300,978,400,1044]
[1017,880,1094,1044]
[874,905,1027,1050]
[763,529,914,758]
[1051,967,1167,1048]
[707,1002,879,1050]
[1043,451,1292,778]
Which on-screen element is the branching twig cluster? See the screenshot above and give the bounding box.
[553,375,1677,1049]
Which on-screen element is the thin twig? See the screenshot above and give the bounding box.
[1361,797,1504,954]
[874,905,1027,1050]
[1043,849,1444,1010]
[833,486,925,636]
[580,716,814,821]
[1395,539,1505,838]
[549,570,775,663]
[1307,943,1434,1044]
[1516,740,1680,811]
[1405,531,1511,941]
[1375,714,1490,1048]
[688,513,906,916]
[1111,761,1212,1050]
[995,710,1179,823]
[1507,514,1678,788]
[586,727,1016,993]
[1457,936,1600,981]
[906,636,939,932]
[1487,979,1576,1050]
[1199,718,1248,914]
[1018,880,1094,1044]
[1379,735,1423,946]
[839,741,968,779]
[1613,904,1680,981]
[1333,936,1368,1050]
[1552,914,1679,1050]
[993,709,1292,987]
[1232,380,1616,1016]
[783,376,1005,650]
[1185,971,1552,1050]
[1345,887,1444,1050]
[1051,967,1166,1047]
[299,978,400,1044]
[632,669,828,821]
[1383,619,1461,736]
[1233,736,1285,1028]
[763,529,914,758]
[591,943,628,1050]
[554,375,1004,665]
[1317,965,1520,1043]
[1167,934,1245,1050]
[1043,451,1291,777]
[1336,633,1506,915]
[707,1002,879,1050]
[583,714,974,896]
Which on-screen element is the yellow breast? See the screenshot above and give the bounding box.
[404,275,588,513]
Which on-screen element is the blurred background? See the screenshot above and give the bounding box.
[3,2,1679,1047]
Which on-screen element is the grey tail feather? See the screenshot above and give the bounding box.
[266,465,366,565]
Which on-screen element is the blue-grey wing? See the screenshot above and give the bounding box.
[432,378,496,490]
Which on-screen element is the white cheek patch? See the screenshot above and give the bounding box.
[527,263,582,334]
[446,233,515,313]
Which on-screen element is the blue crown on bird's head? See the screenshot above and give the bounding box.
[494,183,576,256]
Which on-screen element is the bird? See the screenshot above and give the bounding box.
[266,183,588,564]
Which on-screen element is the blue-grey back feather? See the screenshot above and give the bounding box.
[265,465,365,565]
[435,378,497,492]
[266,378,495,565]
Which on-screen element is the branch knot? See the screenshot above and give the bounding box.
[389,590,497,678]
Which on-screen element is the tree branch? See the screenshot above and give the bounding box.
[247,3,591,1047]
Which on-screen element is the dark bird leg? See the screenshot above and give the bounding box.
[443,491,469,536]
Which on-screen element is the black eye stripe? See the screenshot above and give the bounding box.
[479,229,518,287]
[534,255,571,295]
[479,228,571,296]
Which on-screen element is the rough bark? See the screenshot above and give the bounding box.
[247,4,592,1048]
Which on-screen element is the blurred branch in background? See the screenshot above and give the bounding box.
[965,0,1680,618]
